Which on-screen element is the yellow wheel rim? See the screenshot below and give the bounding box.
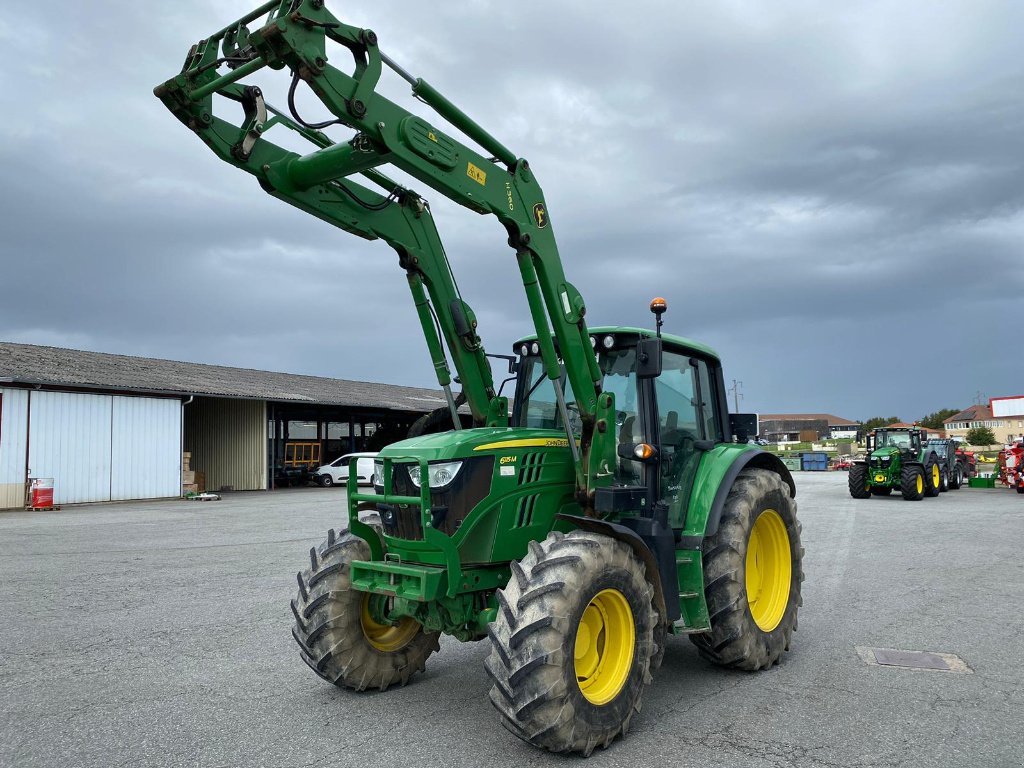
[574,589,635,705]
[932,465,940,488]
[360,595,420,652]
[916,474,924,494]
[745,509,792,632]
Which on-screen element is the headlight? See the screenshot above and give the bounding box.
[372,461,384,487]
[407,461,463,490]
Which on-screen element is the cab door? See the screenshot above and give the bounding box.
[653,352,721,527]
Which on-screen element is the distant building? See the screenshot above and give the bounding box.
[0,342,462,509]
[945,401,1024,445]
[758,413,859,442]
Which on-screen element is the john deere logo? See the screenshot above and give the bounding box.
[533,203,548,228]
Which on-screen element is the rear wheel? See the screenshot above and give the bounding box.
[870,486,892,496]
[485,531,657,756]
[691,469,803,671]
[848,464,870,499]
[924,460,941,497]
[291,529,439,691]
[901,465,925,501]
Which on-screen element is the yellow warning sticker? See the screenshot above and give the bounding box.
[467,162,487,186]
[427,131,438,143]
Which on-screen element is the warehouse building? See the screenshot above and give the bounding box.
[0,342,458,509]
[758,413,859,443]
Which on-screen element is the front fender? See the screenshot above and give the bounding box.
[683,446,796,540]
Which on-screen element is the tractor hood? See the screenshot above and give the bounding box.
[378,427,574,463]
[870,447,901,461]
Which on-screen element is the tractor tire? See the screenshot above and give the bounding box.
[485,530,658,756]
[901,465,925,501]
[870,486,892,496]
[924,459,942,497]
[949,464,963,490]
[939,467,949,492]
[291,528,440,691]
[1016,481,1024,494]
[848,464,871,499]
[690,469,803,671]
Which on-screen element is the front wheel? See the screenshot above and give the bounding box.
[949,464,963,490]
[691,468,803,671]
[318,474,334,487]
[924,460,942,497]
[939,467,949,492]
[485,531,657,756]
[849,464,871,498]
[291,529,439,691]
[902,465,925,500]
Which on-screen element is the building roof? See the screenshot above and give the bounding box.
[944,405,992,423]
[758,413,859,427]
[0,342,453,413]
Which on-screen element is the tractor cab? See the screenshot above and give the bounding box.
[868,428,922,460]
[512,324,728,526]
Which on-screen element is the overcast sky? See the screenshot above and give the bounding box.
[1,1,1021,422]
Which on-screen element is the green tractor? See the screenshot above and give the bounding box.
[849,427,942,501]
[157,2,804,755]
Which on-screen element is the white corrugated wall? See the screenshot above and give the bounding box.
[184,397,267,492]
[0,388,30,509]
[110,396,182,501]
[17,390,182,506]
[28,391,113,504]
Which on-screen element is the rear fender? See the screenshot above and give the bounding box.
[686,447,796,539]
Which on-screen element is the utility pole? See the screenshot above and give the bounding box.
[974,391,985,406]
[728,379,744,413]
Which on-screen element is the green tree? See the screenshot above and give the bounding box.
[965,426,997,446]
[862,416,901,431]
[918,408,959,430]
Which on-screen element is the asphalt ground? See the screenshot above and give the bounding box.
[0,473,1021,768]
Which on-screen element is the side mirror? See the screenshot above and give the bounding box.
[636,337,663,379]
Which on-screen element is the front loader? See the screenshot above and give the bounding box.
[849,427,942,501]
[156,2,804,755]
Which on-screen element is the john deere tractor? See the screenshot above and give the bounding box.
[157,2,804,755]
[849,427,942,501]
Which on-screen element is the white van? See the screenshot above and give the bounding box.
[312,452,378,487]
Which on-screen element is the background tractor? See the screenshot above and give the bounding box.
[926,438,965,491]
[157,1,804,756]
[849,428,942,501]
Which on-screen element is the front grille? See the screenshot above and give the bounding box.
[376,464,424,541]
[375,457,494,540]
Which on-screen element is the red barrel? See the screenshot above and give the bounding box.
[30,478,54,509]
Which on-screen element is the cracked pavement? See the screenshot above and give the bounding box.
[0,474,1021,767]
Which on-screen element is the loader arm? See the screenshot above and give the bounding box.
[155,0,616,502]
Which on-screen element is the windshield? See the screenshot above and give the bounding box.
[929,442,947,457]
[876,431,912,451]
[516,349,638,438]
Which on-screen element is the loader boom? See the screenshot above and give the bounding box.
[155,0,613,501]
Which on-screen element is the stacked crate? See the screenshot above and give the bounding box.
[182,452,197,496]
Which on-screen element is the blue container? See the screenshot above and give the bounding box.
[801,454,828,471]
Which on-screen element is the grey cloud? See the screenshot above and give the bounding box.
[1,0,1021,420]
